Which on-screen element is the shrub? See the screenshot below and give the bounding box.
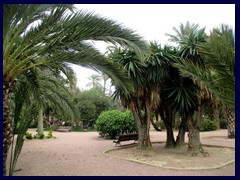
[25,132,33,139]
[46,130,53,139]
[200,117,217,131]
[34,132,45,139]
[96,110,137,139]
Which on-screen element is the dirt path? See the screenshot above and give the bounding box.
[12,129,235,176]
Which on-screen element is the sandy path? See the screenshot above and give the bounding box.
[12,129,235,176]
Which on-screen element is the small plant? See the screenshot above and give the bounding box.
[38,132,45,139]
[34,132,45,139]
[46,130,53,139]
[200,117,217,131]
[25,132,33,139]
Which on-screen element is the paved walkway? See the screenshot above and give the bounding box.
[13,129,235,176]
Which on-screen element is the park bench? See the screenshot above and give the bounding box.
[113,133,138,146]
[57,126,71,132]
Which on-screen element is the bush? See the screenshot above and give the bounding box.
[34,132,45,139]
[96,110,137,139]
[25,132,33,139]
[46,130,53,139]
[200,118,217,131]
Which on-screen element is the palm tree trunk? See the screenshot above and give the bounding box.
[37,108,44,134]
[3,83,13,176]
[224,106,235,138]
[160,107,175,148]
[175,116,187,147]
[150,116,161,131]
[187,112,208,156]
[213,108,220,129]
[137,122,152,150]
[131,104,152,151]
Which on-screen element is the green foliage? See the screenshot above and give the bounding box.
[34,132,45,139]
[96,110,137,139]
[25,132,33,139]
[46,130,53,139]
[74,89,117,127]
[28,119,38,128]
[200,117,217,131]
[220,119,227,129]
[26,130,54,140]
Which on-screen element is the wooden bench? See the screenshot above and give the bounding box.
[113,133,138,146]
[57,126,71,132]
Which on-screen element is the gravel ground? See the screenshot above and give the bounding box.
[12,129,235,176]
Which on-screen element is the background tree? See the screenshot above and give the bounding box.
[73,88,117,128]
[86,74,102,89]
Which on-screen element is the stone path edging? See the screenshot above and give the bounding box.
[103,141,235,171]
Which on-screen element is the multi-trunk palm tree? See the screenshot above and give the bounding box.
[173,24,235,138]
[108,42,178,151]
[166,22,210,155]
[3,4,146,175]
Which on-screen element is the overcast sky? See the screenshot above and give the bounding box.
[71,4,235,90]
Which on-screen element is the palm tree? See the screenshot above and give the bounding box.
[9,70,78,176]
[86,74,102,89]
[109,47,153,151]
[145,42,178,148]
[3,4,146,175]
[166,22,210,155]
[173,24,235,138]
[108,42,176,151]
[100,72,110,95]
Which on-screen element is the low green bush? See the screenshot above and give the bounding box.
[25,132,33,139]
[46,130,53,139]
[34,132,45,139]
[200,117,217,131]
[96,110,137,139]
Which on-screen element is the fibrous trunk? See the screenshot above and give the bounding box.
[131,106,152,151]
[187,114,208,156]
[175,117,187,147]
[150,116,161,131]
[3,84,13,176]
[224,106,235,138]
[213,108,220,129]
[137,123,152,150]
[160,107,175,148]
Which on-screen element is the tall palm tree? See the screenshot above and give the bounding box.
[109,47,152,150]
[166,22,210,155]
[145,42,178,148]
[173,24,235,138]
[3,4,146,175]
[108,42,176,151]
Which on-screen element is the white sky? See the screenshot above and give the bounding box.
[71,4,235,90]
